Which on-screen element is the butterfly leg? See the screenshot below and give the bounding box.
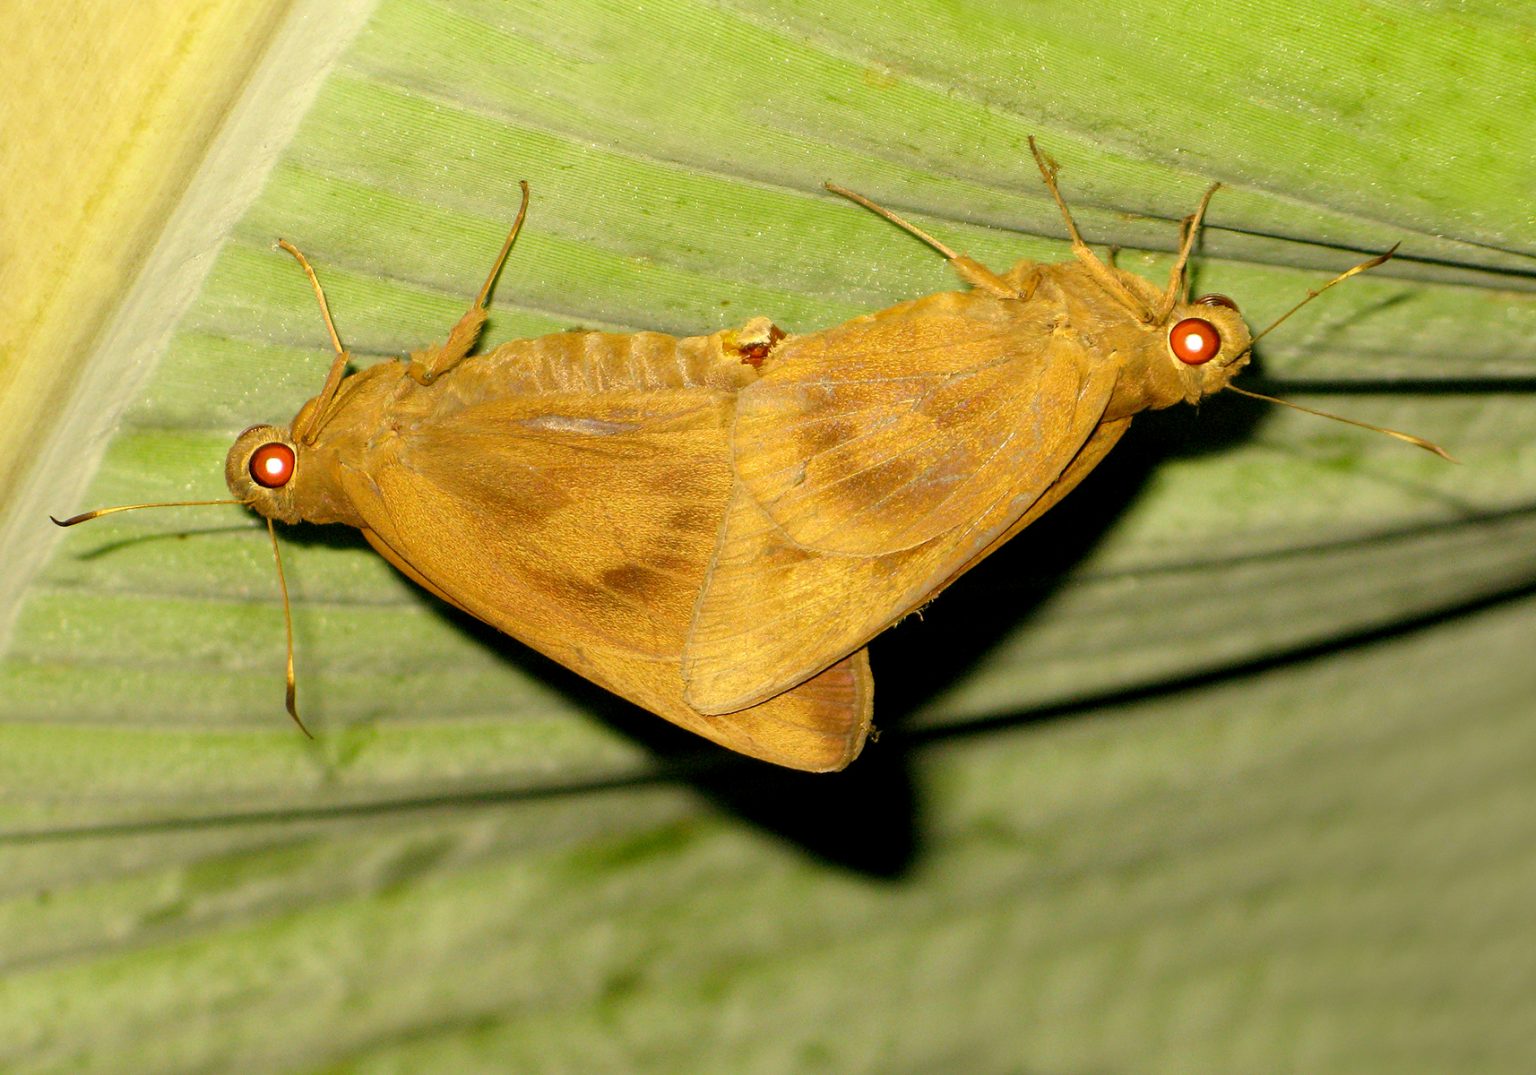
[823,182,1021,299]
[947,255,1027,298]
[408,180,532,385]
[1027,137,1155,323]
[1000,262,1044,302]
[1156,184,1220,319]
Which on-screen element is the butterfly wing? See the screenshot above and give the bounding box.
[731,289,1091,556]
[685,325,1120,715]
[933,414,1131,590]
[339,382,871,771]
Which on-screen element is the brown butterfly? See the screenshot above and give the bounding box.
[56,184,872,772]
[682,139,1448,715]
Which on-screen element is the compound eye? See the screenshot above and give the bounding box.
[1169,317,1222,365]
[1194,293,1238,311]
[249,442,296,488]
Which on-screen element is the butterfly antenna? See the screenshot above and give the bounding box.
[1226,384,1455,461]
[1236,247,1400,360]
[51,499,244,527]
[264,517,312,738]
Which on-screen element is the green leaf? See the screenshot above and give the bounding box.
[3,0,1533,1071]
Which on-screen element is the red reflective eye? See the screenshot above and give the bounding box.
[1169,317,1222,364]
[249,442,296,488]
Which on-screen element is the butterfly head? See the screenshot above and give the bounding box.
[1161,293,1253,402]
[226,424,305,524]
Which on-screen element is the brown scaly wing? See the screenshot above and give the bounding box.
[938,414,1132,591]
[731,289,1087,556]
[338,386,871,771]
[685,333,1118,715]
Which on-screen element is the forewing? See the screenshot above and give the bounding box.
[938,416,1132,591]
[340,386,871,770]
[686,343,1118,714]
[733,289,1076,555]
